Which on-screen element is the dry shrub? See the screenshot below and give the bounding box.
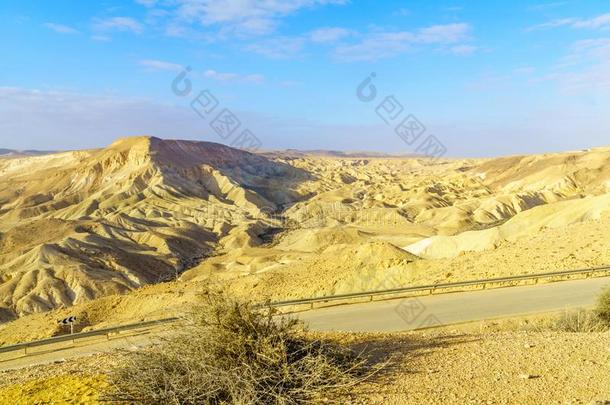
[105,291,368,404]
[552,309,607,333]
[595,288,610,326]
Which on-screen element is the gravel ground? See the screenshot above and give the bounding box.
[347,331,610,404]
[1,330,609,404]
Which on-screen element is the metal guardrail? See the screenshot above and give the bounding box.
[262,265,610,309]
[0,317,179,355]
[1,265,609,357]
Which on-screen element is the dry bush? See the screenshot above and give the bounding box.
[552,309,607,333]
[596,288,610,326]
[105,291,368,404]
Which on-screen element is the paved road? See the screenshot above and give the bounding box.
[296,277,610,332]
[2,277,609,371]
[0,325,167,372]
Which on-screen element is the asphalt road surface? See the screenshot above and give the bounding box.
[0,324,168,372]
[2,276,609,371]
[296,277,610,332]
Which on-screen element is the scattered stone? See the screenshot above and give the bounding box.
[518,374,539,380]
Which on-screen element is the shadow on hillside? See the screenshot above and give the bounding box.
[348,333,481,391]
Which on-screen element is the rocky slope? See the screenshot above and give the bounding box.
[0,136,308,319]
[1,137,609,320]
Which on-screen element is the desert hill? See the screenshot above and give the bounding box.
[0,136,308,319]
[1,137,609,320]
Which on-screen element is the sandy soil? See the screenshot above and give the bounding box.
[348,331,610,404]
[1,328,608,404]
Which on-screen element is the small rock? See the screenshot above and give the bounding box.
[53,358,66,364]
[518,373,539,380]
[524,343,535,349]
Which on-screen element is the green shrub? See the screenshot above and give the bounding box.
[106,291,366,404]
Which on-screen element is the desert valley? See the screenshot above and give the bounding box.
[5,1,610,403]
[1,136,610,321]
[0,136,609,403]
[0,136,608,329]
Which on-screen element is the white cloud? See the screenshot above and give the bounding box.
[545,38,610,93]
[333,23,472,62]
[529,13,610,31]
[203,69,265,83]
[573,13,610,30]
[138,60,264,82]
[43,23,79,34]
[546,61,610,94]
[450,44,477,55]
[170,0,347,36]
[246,36,306,59]
[568,38,610,60]
[140,59,184,72]
[94,17,144,34]
[417,23,471,43]
[309,27,351,43]
[334,32,414,62]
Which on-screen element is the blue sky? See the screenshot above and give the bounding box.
[1,0,610,156]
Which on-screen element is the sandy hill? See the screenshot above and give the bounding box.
[1,137,610,322]
[0,136,309,320]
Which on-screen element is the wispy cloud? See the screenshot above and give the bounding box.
[308,27,352,43]
[333,23,472,62]
[168,0,347,37]
[203,69,265,83]
[94,17,143,34]
[43,22,79,34]
[417,23,471,43]
[450,44,478,55]
[545,38,610,93]
[140,59,184,72]
[246,36,307,59]
[529,13,610,31]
